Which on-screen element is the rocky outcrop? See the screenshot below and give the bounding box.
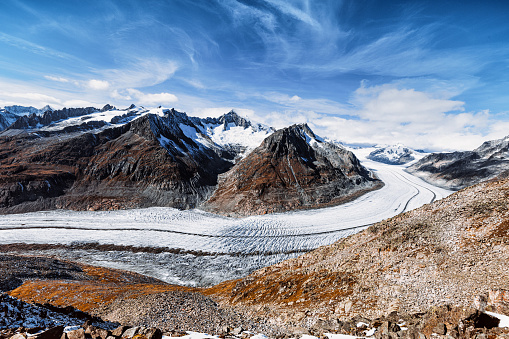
[407,135,509,189]
[204,123,382,216]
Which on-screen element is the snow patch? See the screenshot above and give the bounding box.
[486,311,509,328]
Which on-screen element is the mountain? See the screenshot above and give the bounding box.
[367,144,418,165]
[0,106,377,215]
[203,123,382,216]
[407,135,509,190]
[0,105,54,131]
[0,110,18,131]
[207,176,509,333]
[0,109,235,213]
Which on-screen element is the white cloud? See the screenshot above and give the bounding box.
[87,79,110,90]
[44,75,69,83]
[101,58,178,89]
[0,90,62,107]
[308,84,497,151]
[117,88,178,106]
[63,99,101,108]
[352,84,465,123]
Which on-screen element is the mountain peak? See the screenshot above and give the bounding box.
[218,110,251,129]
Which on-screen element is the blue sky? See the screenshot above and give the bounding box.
[1,0,509,150]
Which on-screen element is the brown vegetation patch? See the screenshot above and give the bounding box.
[8,280,193,312]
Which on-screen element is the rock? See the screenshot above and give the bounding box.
[312,318,339,333]
[32,326,64,339]
[488,289,509,315]
[232,327,243,336]
[112,326,129,337]
[67,329,86,339]
[122,327,140,338]
[88,326,110,339]
[433,323,447,335]
[9,334,27,339]
[474,295,488,312]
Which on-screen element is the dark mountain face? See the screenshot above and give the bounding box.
[407,136,509,190]
[0,114,232,213]
[203,124,382,216]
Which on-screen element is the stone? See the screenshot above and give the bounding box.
[9,334,27,339]
[33,326,64,339]
[112,326,129,337]
[122,327,140,339]
[232,327,243,336]
[433,323,447,335]
[67,329,86,339]
[474,295,488,312]
[89,326,110,339]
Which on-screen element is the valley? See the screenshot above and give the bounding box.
[0,155,451,286]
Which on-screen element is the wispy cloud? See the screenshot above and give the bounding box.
[44,75,69,83]
[0,32,80,61]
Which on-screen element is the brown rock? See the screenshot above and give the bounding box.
[9,334,27,339]
[88,327,110,339]
[111,326,128,337]
[488,289,509,315]
[433,323,447,335]
[67,329,86,339]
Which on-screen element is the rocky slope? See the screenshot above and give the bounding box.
[407,135,509,190]
[204,123,382,216]
[204,176,509,332]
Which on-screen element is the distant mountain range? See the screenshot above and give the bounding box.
[407,136,509,190]
[0,105,382,214]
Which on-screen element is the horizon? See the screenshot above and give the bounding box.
[1,1,508,151]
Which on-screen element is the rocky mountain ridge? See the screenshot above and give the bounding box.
[407,135,509,190]
[0,105,377,215]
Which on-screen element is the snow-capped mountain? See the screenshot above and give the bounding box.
[2,104,53,116]
[204,123,382,216]
[367,144,420,165]
[0,105,54,131]
[0,105,377,215]
[407,135,509,190]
